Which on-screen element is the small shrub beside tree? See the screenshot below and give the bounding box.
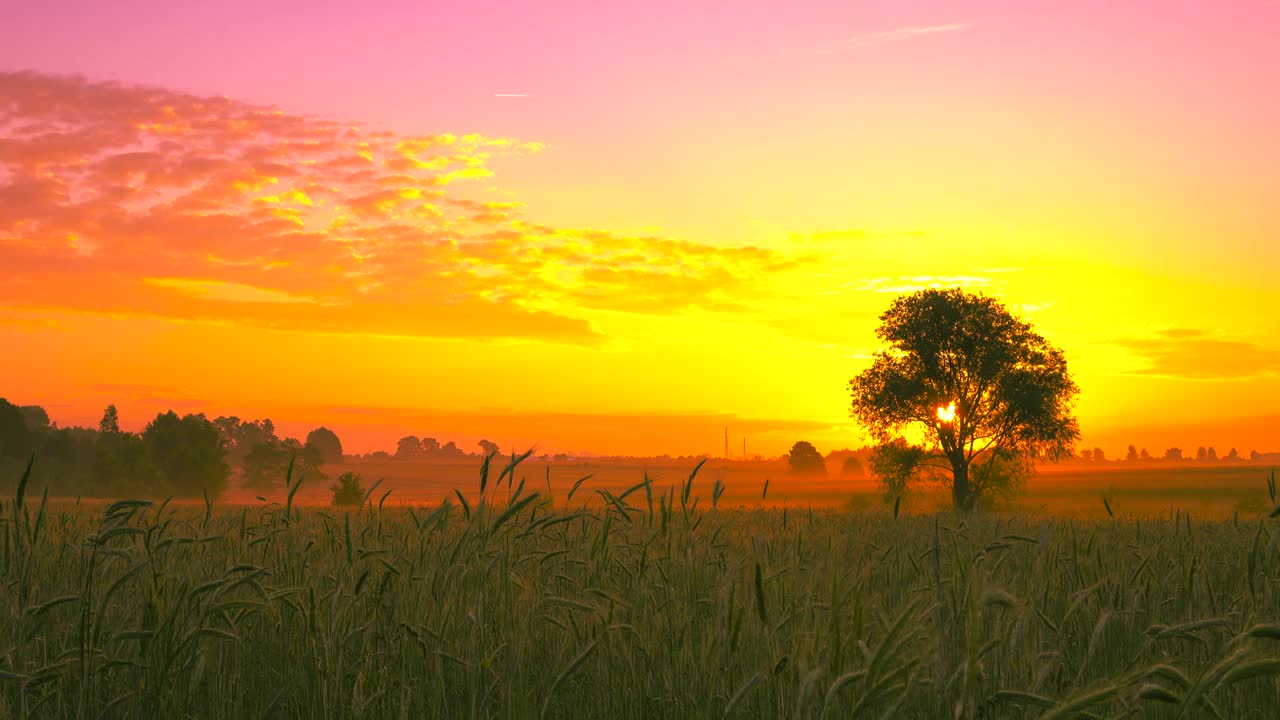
[331,471,365,507]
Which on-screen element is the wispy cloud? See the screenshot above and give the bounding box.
[1114,329,1280,380]
[846,275,992,294]
[815,22,971,55]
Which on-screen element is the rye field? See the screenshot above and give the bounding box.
[245,457,1280,520]
[3,459,1280,718]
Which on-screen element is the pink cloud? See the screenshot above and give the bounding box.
[0,72,799,343]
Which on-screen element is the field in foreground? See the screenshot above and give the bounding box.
[4,464,1280,718]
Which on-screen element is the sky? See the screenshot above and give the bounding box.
[2,0,1279,458]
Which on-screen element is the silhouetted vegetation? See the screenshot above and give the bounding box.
[330,471,365,506]
[869,438,928,503]
[3,455,1280,717]
[395,435,468,460]
[785,440,825,475]
[305,426,344,463]
[850,289,1080,511]
[0,399,352,498]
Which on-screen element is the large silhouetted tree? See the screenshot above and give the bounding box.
[849,288,1080,511]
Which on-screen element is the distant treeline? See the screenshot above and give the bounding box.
[0,399,355,498]
[0,399,232,498]
[0,398,547,498]
[5,396,1274,498]
[1071,445,1280,463]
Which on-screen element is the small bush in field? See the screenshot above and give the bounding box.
[330,471,364,506]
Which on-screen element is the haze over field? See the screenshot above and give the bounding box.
[3,0,1279,459]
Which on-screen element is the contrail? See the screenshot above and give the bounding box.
[815,22,970,55]
[494,94,529,98]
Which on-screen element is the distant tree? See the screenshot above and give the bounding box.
[1196,447,1208,461]
[868,439,926,501]
[439,441,466,459]
[142,411,230,496]
[1080,449,1093,462]
[212,416,243,460]
[395,436,422,459]
[95,430,160,495]
[305,427,343,464]
[98,404,121,434]
[1140,448,1151,461]
[421,437,442,455]
[787,441,826,475]
[213,415,241,440]
[1165,448,1184,461]
[1126,445,1139,462]
[841,455,864,477]
[1250,450,1261,461]
[1092,447,1106,462]
[849,289,1079,510]
[1226,448,1240,461]
[19,405,50,432]
[823,448,856,473]
[478,439,500,457]
[0,398,34,461]
[213,417,279,465]
[243,437,325,489]
[242,441,289,490]
[330,471,365,507]
[282,438,326,479]
[1207,447,1218,461]
[36,426,97,492]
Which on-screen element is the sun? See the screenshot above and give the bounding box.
[936,402,957,424]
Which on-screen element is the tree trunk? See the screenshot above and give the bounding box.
[951,455,972,511]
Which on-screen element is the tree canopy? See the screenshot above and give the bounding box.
[305,427,343,464]
[849,288,1079,510]
[0,398,33,461]
[331,471,365,507]
[142,411,231,497]
[786,441,826,475]
[98,404,120,434]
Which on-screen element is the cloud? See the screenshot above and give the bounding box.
[0,72,797,343]
[847,275,992,294]
[82,382,179,394]
[144,278,321,305]
[815,23,970,55]
[1114,329,1280,380]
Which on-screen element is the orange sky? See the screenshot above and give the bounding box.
[2,2,1279,458]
